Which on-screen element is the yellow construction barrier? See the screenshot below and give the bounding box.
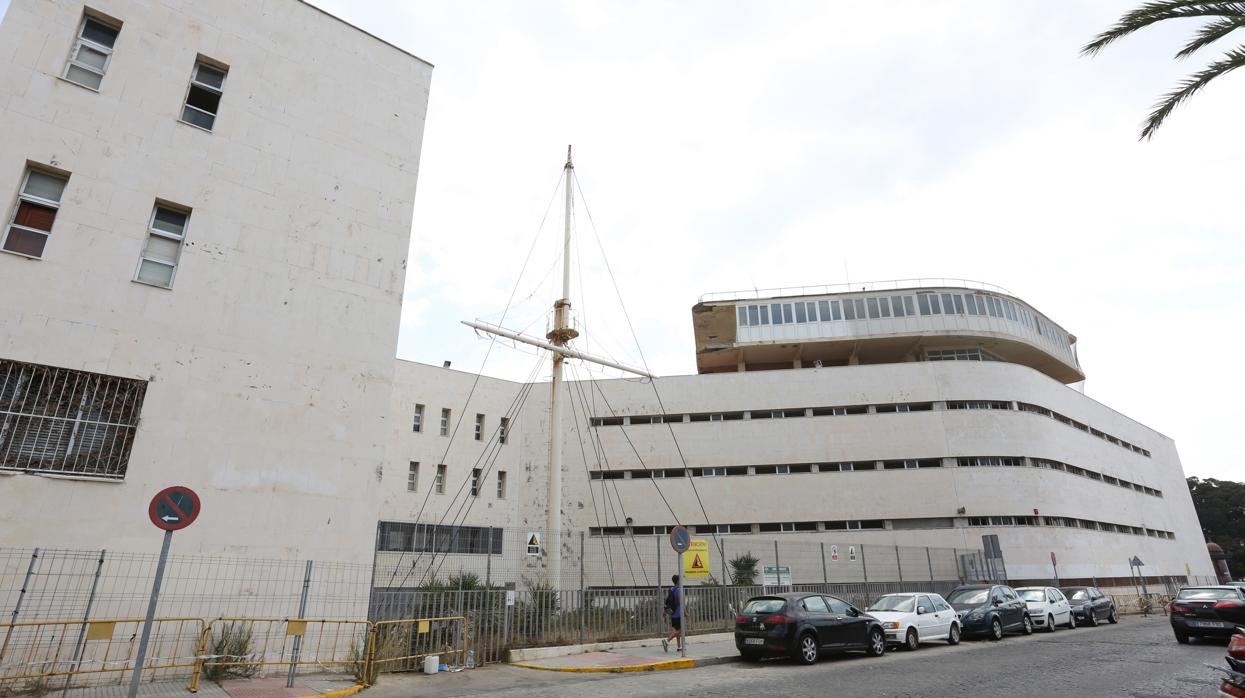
[193,617,373,686]
[370,616,466,675]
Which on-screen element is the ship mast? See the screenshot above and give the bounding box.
[462,146,653,587]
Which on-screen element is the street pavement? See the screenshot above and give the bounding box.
[364,616,1233,698]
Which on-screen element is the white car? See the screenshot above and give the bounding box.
[1015,586,1075,632]
[865,593,962,650]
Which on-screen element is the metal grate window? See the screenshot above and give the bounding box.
[0,359,146,479]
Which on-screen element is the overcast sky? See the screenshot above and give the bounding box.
[6,0,1236,480]
[300,0,1244,482]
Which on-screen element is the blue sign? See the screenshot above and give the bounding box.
[669,525,691,553]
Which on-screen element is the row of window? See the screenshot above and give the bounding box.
[412,404,510,444]
[62,11,229,131]
[2,163,194,288]
[587,453,1162,497]
[377,522,504,555]
[589,399,1151,458]
[590,516,1175,539]
[406,461,507,499]
[734,291,1071,351]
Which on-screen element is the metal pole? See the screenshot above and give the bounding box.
[0,548,39,667]
[286,560,313,688]
[773,541,780,587]
[895,545,903,583]
[678,553,686,658]
[545,146,575,589]
[925,547,934,582]
[129,531,173,698]
[861,544,869,583]
[61,550,106,698]
[656,537,663,635]
[820,542,828,585]
[486,547,492,589]
[579,531,586,645]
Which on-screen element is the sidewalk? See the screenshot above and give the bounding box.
[509,632,740,672]
[59,676,359,698]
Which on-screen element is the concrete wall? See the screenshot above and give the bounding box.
[0,0,431,562]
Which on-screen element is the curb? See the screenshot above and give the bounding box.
[299,683,366,698]
[512,654,740,673]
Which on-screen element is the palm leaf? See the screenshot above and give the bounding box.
[1082,1,1245,56]
[1140,46,1245,138]
[1176,16,1245,57]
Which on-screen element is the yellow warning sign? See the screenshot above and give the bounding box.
[86,621,115,641]
[683,539,710,579]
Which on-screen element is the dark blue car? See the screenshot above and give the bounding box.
[946,584,1032,640]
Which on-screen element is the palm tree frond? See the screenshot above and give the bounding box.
[1175,16,1245,57]
[1082,1,1245,56]
[1140,46,1245,139]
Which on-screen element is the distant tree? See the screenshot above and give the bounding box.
[1083,1,1245,139]
[729,552,760,586]
[1187,477,1245,576]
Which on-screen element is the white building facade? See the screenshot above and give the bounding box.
[0,0,432,562]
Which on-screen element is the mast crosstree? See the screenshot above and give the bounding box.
[462,146,653,586]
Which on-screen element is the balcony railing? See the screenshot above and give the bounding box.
[699,278,1013,303]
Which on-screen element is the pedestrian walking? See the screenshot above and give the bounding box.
[661,574,682,653]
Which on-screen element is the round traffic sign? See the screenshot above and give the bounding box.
[148,486,201,531]
[669,525,691,553]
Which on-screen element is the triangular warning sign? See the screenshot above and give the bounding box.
[528,535,539,546]
[691,554,704,569]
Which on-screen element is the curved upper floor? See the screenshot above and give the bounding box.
[692,280,1083,383]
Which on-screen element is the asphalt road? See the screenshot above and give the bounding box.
[377,616,1235,698]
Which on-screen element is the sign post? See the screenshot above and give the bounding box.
[129,486,199,698]
[1050,551,1058,585]
[668,526,690,658]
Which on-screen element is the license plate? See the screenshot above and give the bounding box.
[745,638,764,645]
[1189,620,1228,628]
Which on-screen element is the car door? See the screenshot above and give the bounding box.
[825,595,869,648]
[932,596,956,637]
[1090,587,1111,616]
[1006,587,1027,627]
[1048,588,1069,624]
[914,595,941,639]
[799,595,837,648]
[995,587,1021,629]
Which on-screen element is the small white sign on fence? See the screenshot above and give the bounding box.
[505,590,516,607]
[762,565,792,586]
[526,532,541,556]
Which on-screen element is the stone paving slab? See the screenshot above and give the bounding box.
[511,635,739,672]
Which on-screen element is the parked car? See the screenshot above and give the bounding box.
[1060,586,1118,626]
[1169,586,1245,644]
[1015,586,1075,632]
[865,592,962,650]
[945,584,1032,640]
[735,592,887,664]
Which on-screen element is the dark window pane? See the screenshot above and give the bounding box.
[737,306,748,326]
[918,294,931,315]
[929,294,941,313]
[818,300,831,321]
[82,19,119,48]
[770,303,782,324]
[866,297,879,318]
[842,299,856,320]
[830,300,842,320]
[782,304,793,323]
[3,227,48,257]
[903,297,915,315]
[891,295,905,317]
[854,299,865,317]
[749,305,760,325]
[194,64,227,90]
[13,201,57,231]
[794,303,807,323]
[879,297,891,317]
[941,293,954,313]
[152,207,188,236]
[186,84,221,114]
[966,295,980,315]
[952,294,965,314]
[181,105,215,130]
[758,305,769,324]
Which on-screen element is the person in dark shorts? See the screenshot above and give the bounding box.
[662,575,682,652]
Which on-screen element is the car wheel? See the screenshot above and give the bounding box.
[947,623,961,645]
[1021,615,1033,635]
[1107,607,1119,624]
[1067,613,1076,630]
[904,627,919,651]
[794,632,819,665]
[1045,614,1056,632]
[867,627,886,657]
[989,617,1003,641]
[1174,630,1189,644]
[1087,609,1098,627]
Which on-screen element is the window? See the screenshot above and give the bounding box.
[802,596,829,613]
[496,471,507,499]
[474,413,484,441]
[377,522,503,555]
[435,464,446,494]
[4,168,68,258]
[134,203,190,288]
[737,306,748,326]
[0,359,147,479]
[770,303,783,325]
[181,59,228,131]
[825,597,853,615]
[470,468,481,496]
[63,13,120,90]
[748,305,760,325]
[866,297,880,318]
[817,300,831,321]
[407,461,418,492]
[440,408,450,436]
[795,302,807,323]
[413,404,424,432]
[890,295,906,317]
[842,298,857,320]
[499,417,509,444]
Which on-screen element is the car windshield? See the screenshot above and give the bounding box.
[947,588,989,605]
[1177,588,1238,600]
[1019,590,1046,602]
[867,595,915,612]
[1064,589,1089,600]
[742,598,786,614]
